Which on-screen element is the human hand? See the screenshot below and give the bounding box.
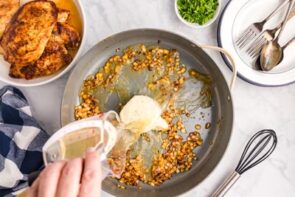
[26,149,102,197]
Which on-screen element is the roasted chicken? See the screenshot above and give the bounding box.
[0,0,81,80]
[0,0,58,66]
[57,8,70,23]
[33,22,80,78]
[52,22,80,49]
[0,0,20,37]
[9,38,72,79]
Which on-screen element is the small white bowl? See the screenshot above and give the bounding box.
[0,0,87,87]
[175,0,221,28]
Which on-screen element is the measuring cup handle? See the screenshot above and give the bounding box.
[199,45,237,91]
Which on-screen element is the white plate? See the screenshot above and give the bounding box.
[0,0,86,87]
[218,0,295,86]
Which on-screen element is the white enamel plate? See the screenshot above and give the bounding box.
[218,0,295,86]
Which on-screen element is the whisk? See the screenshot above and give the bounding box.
[212,129,278,197]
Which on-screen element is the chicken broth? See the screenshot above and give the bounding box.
[60,127,101,160]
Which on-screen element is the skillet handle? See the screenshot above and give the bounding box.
[211,171,241,197]
[199,45,237,91]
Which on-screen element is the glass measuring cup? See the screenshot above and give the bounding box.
[42,111,121,177]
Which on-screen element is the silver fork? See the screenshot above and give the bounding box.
[235,0,289,49]
[246,5,295,58]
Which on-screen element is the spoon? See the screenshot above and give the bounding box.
[260,0,294,71]
[256,36,295,70]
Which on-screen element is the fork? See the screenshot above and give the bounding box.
[235,0,289,48]
[246,4,295,58]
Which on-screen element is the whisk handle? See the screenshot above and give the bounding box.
[212,171,240,197]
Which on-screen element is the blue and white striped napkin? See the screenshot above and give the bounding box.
[0,86,49,196]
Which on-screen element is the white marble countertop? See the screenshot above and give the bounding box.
[1,0,295,196]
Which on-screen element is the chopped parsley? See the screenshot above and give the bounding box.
[177,0,219,25]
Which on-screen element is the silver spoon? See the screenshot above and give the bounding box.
[256,36,295,69]
[260,0,294,71]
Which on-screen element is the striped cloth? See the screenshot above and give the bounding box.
[0,86,49,196]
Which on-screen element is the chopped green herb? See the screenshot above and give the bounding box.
[177,0,219,25]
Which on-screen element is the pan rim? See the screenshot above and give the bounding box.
[60,28,234,196]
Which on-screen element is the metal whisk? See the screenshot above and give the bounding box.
[212,129,278,197]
